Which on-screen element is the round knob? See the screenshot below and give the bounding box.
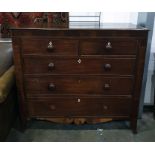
[104,83,110,90]
[104,64,111,71]
[105,42,112,49]
[47,41,54,51]
[48,83,56,91]
[50,105,56,110]
[103,105,108,110]
[48,62,55,71]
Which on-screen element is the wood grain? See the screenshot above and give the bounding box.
[11,23,148,133]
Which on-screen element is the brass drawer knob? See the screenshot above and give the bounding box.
[105,42,112,49]
[104,83,110,90]
[104,64,111,70]
[48,83,56,91]
[47,41,54,50]
[48,62,55,71]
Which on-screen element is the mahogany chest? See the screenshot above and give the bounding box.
[11,23,148,133]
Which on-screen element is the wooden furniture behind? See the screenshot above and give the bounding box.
[11,23,148,133]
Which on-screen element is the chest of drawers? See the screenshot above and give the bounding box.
[11,23,148,133]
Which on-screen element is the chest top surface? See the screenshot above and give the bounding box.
[10,22,148,30]
[11,23,148,39]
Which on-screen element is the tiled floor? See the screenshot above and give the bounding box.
[6,112,155,142]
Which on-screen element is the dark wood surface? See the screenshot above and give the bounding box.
[11,23,146,30]
[24,75,133,95]
[80,38,138,55]
[11,23,148,133]
[21,38,78,55]
[27,96,131,117]
[23,56,136,75]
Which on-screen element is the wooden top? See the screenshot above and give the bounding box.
[11,22,148,31]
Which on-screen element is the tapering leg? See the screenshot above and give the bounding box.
[130,118,138,134]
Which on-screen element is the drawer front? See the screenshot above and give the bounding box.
[80,38,137,55]
[25,76,133,95]
[27,97,131,117]
[23,56,136,75]
[21,38,78,55]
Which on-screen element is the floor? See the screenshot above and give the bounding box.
[6,112,155,142]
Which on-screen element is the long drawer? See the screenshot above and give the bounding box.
[24,75,134,95]
[21,38,78,55]
[23,56,136,75]
[27,96,131,117]
[80,38,138,55]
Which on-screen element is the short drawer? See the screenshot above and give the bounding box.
[80,38,138,55]
[23,56,136,75]
[24,75,134,96]
[27,96,131,117]
[21,38,78,55]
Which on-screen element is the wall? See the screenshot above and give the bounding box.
[137,13,155,116]
[69,12,138,24]
[100,12,138,24]
[144,17,155,105]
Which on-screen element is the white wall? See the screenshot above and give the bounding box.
[151,18,155,54]
[144,17,155,105]
[70,12,138,24]
[129,12,138,24]
[100,12,138,24]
